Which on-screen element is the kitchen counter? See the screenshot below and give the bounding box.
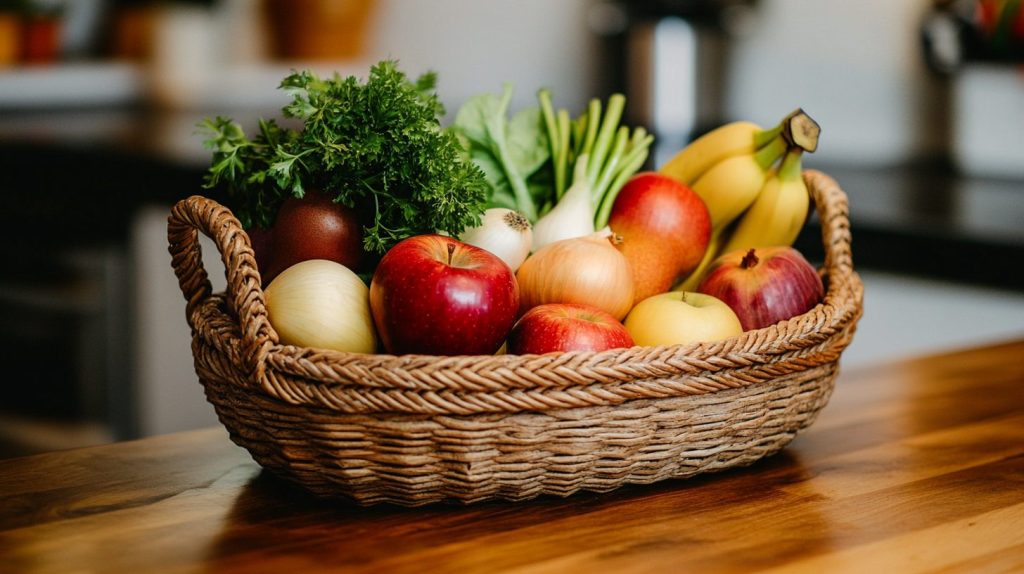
[2,338,1023,573]
[793,160,1024,291]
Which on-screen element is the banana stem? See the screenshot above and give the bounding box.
[754,135,789,171]
[784,109,821,153]
[752,122,786,149]
[675,226,727,292]
[778,147,804,182]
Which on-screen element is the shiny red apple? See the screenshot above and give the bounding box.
[258,190,365,284]
[507,303,634,355]
[609,172,711,305]
[369,234,519,355]
[697,246,824,331]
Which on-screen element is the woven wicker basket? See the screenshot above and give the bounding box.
[168,169,863,506]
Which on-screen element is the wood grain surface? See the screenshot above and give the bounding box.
[2,339,1023,573]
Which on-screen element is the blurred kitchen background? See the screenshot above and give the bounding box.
[2,0,1023,457]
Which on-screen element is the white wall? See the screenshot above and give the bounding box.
[366,0,599,115]
[152,0,955,166]
[133,206,223,436]
[365,0,951,166]
[724,0,943,166]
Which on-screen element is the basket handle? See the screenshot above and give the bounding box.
[804,169,855,291]
[167,195,277,381]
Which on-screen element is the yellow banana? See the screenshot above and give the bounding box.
[668,109,821,292]
[690,134,788,233]
[659,121,782,185]
[722,147,809,253]
[674,230,724,292]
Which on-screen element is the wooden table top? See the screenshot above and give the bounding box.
[2,338,1023,573]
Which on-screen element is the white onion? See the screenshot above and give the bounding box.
[265,259,377,353]
[459,208,532,271]
[531,155,595,251]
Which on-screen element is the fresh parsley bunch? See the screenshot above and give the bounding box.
[201,60,488,254]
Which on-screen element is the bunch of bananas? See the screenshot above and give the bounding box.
[660,109,821,290]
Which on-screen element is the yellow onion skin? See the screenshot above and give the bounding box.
[516,233,635,320]
[265,259,377,353]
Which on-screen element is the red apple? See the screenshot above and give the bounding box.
[369,234,519,355]
[260,190,365,284]
[507,303,634,355]
[697,247,824,331]
[609,172,712,305]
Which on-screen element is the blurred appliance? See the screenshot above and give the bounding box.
[0,143,203,453]
[0,243,133,451]
[599,0,757,166]
[921,0,1024,178]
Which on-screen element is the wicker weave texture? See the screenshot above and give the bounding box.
[168,170,864,506]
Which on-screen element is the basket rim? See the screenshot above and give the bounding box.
[169,169,864,414]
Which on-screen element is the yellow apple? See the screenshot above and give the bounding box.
[624,291,743,346]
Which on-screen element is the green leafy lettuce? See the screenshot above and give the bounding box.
[452,84,551,222]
